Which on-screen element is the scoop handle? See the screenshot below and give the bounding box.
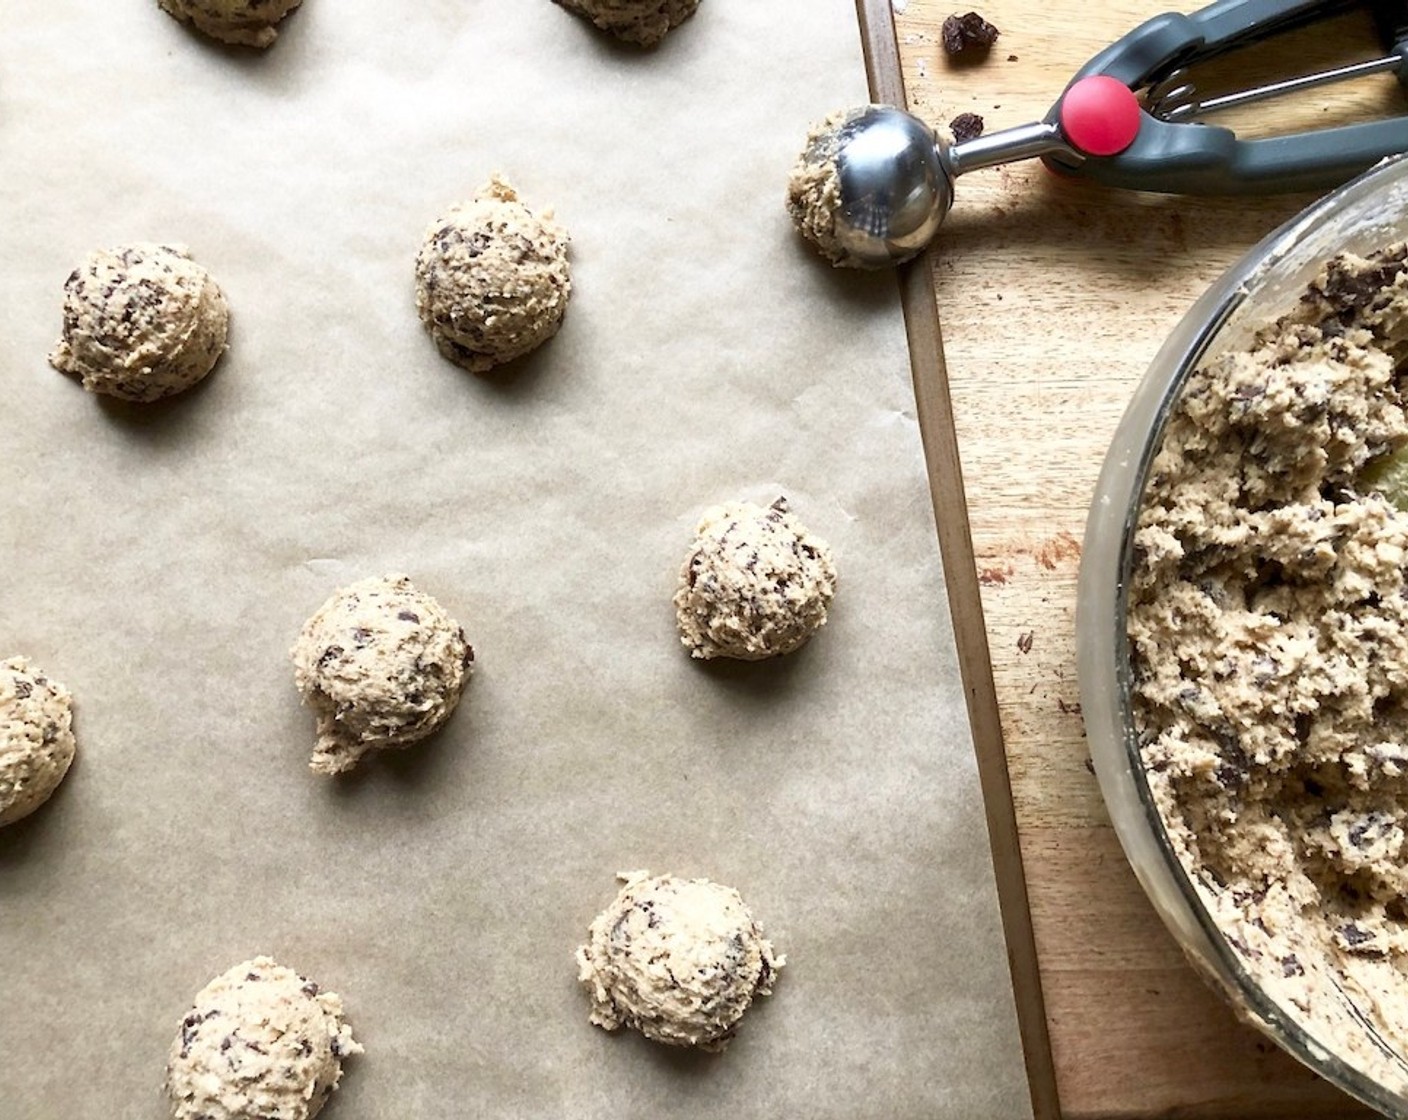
[1058,117,1408,194]
[1044,0,1408,194]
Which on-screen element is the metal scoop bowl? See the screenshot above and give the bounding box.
[815,85,1134,269]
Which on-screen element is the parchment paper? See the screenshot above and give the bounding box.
[0,2,1030,1117]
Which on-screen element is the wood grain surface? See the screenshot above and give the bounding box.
[879,1,1405,1117]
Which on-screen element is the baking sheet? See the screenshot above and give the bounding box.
[0,2,1030,1117]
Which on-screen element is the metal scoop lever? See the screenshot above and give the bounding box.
[1045,0,1408,192]
[1146,0,1408,121]
[1147,52,1407,120]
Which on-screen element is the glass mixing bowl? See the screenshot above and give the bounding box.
[1078,152,1408,1119]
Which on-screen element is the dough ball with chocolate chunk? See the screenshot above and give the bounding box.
[291,574,473,775]
[414,176,571,374]
[157,0,303,48]
[49,243,228,403]
[0,657,76,828]
[576,870,784,1050]
[553,0,700,47]
[674,497,837,660]
[164,956,361,1120]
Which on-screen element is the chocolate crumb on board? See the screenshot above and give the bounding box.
[941,11,1000,57]
[949,112,985,143]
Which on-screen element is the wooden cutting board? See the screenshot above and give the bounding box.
[870,1,1404,1116]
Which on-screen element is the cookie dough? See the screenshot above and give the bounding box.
[0,657,76,828]
[552,0,700,46]
[164,956,361,1120]
[49,243,229,403]
[576,870,783,1050]
[414,176,571,374]
[674,497,837,660]
[1129,242,1408,1088]
[786,109,858,268]
[291,574,474,775]
[158,0,303,48]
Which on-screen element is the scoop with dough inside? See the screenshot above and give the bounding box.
[786,107,871,269]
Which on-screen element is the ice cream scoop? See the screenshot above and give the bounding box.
[812,79,1137,268]
[793,0,1408,269]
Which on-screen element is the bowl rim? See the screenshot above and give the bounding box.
[1077,152,1408,1119]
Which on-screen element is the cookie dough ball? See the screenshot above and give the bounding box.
[291,574,473,775]
[0,657,76,828]
[674,497,837,660]
[787,107,869,269]
[576,870,783,1050]
[164,956,361,1120]
[49,243,229,403]
[158,0,303,48]
[553,0,700,47]
[414,176,571,374]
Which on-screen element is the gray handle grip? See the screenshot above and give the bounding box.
[1049,117,1408,194]
[1047,0,1407,195]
